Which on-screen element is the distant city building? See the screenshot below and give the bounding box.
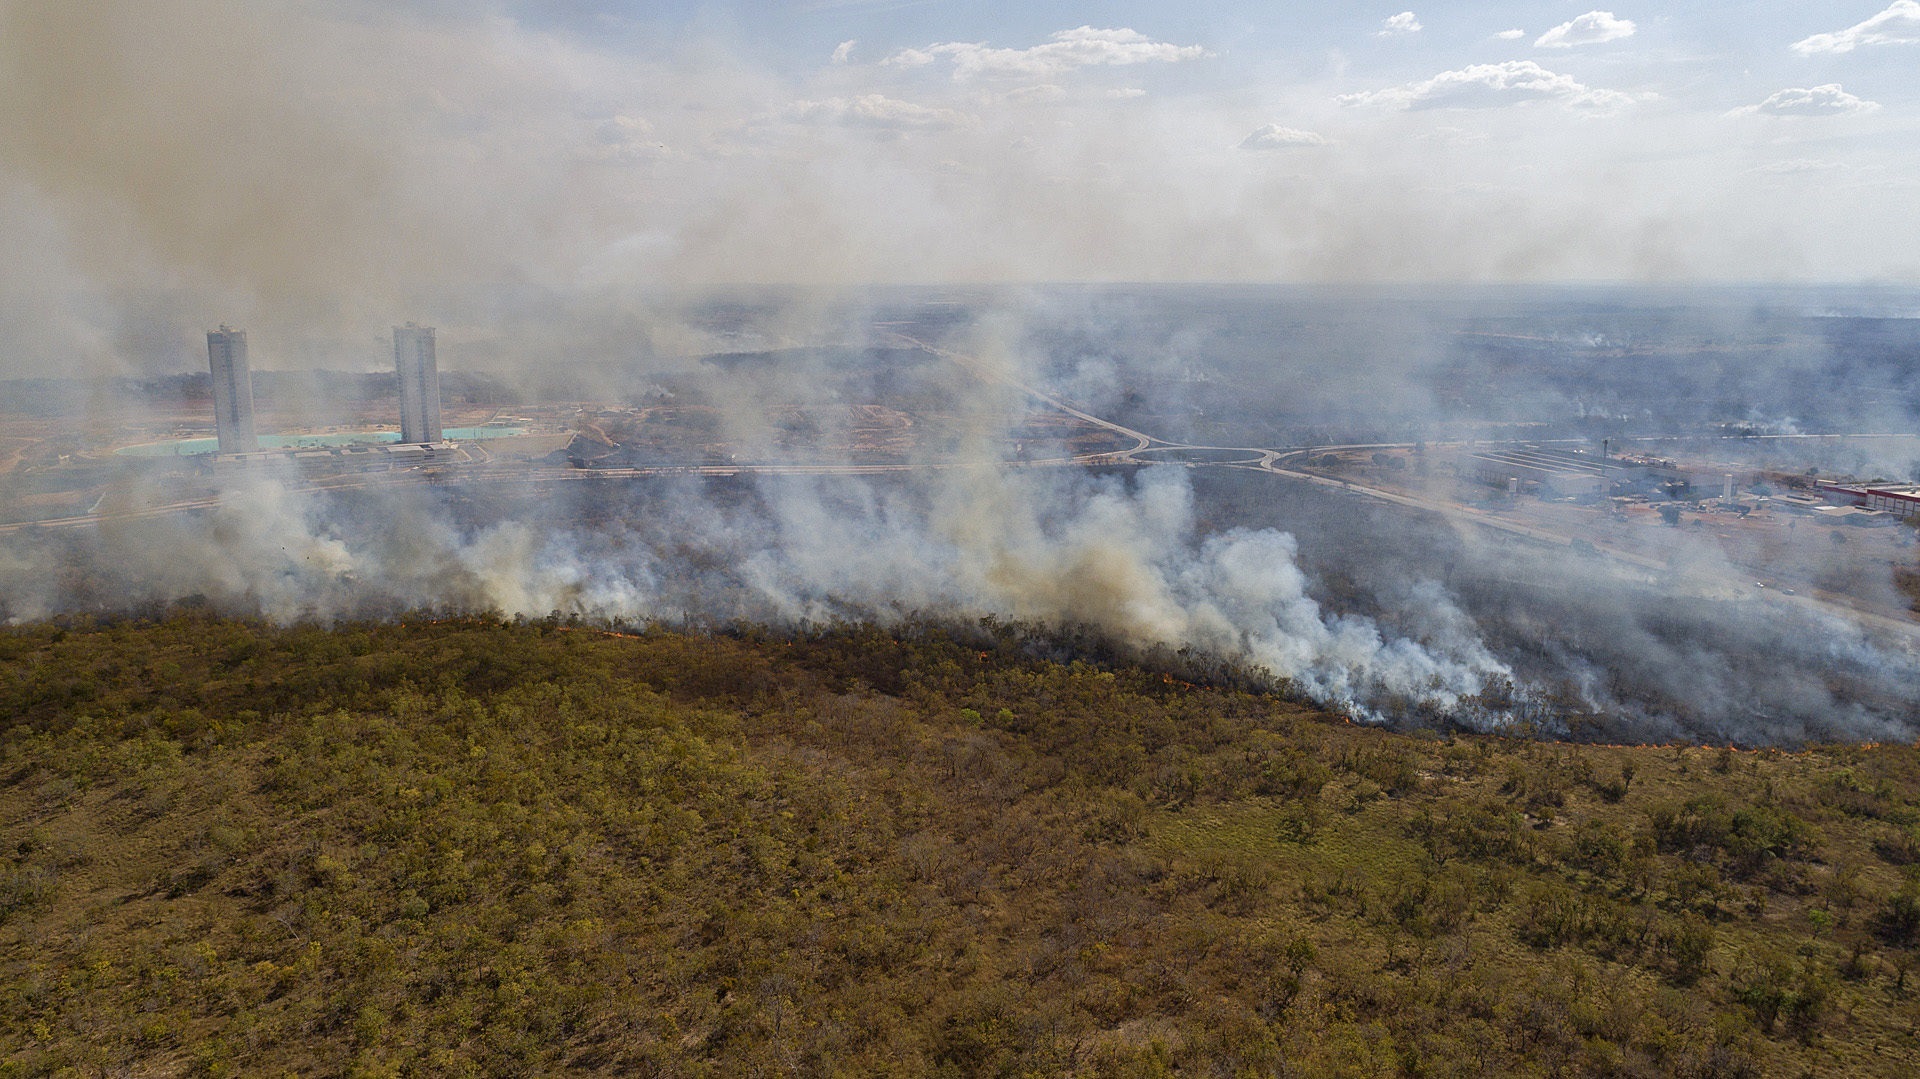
[1454,445,1757,500]
[393,323,442,444]
[206,326,258,453]
[1455,445,1616,496]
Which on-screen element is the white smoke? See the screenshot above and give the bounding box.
[0,457,1515,726]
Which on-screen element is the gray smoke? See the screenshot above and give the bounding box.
[0,451,1514,725]
[5,6,1920,745]
[11,283,1920,746]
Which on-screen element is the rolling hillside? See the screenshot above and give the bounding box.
[4,615,1920,1076]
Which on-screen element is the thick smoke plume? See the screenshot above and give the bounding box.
[10,282,1920,747]
[8,2,1913,381]
[12,277,1920,747]
[5,5,1920,747]
[0,458,1512,725]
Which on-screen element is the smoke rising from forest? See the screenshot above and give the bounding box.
[0,444,1519,726]
[8,280,1920,744]
[5,6,1920,745]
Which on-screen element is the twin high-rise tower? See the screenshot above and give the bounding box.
[204,323,442,453]
[393,323,441,445]
[206,326,259,453]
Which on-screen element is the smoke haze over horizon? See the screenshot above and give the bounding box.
[3,2,1919,376]
[5,4,1920,745]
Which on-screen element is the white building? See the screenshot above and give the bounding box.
[1819,482,1920,521]
[394,323,442,444]
[206,326,259,453]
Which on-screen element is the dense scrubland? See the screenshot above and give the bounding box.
[5,615,1920,1076]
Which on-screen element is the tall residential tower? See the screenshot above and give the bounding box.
[393,323,442,444]
[206,326,258,453]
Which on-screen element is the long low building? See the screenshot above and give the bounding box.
[1818,481,1920,520]
[1455,446,1620,495]
[1455,444,1759,500]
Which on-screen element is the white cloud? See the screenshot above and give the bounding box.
[884,26,1210,80]
[1732,84,1879,117]
[1534,11,1636,48]
[1791,1,1920,54]
[1378,12,1422,37]
[600,114,652,139]
[1003,83,1066,103]
[1107,87,1147,99]
[592,114,669,161]
[1416,126,1492,144]
[1340,60,1636,111]
[1238,124,1330,150]
[1750,158,1848,174]
[782,94,972,131]
[1496,29,1526,41]
[831,39,856,64]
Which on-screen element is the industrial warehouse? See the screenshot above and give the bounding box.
[1818,481,1920,522]
[1453,444,1753,502]
[1440,441,1917,534]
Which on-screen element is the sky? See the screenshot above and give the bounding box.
[1,1,1917,373]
